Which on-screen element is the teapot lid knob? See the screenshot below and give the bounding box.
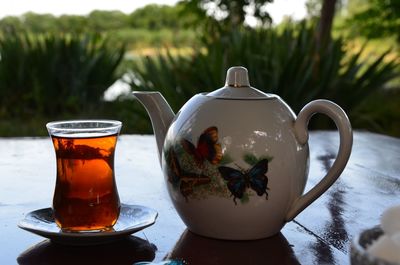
[207,66,273,99]
[225,66,250,87]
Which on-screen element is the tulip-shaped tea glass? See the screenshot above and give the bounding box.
[47,120,122,232]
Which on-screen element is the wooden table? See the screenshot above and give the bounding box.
[1,131,400,265]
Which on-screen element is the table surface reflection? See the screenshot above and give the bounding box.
[1,131,400,265]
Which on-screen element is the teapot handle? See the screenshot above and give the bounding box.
[285,99,353,221]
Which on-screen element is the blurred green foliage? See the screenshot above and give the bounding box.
[345,0,400,42]
[129,4,193,30]
[180,0,274,27]
[0,1,399,137]
[128,22,399,133]
[0,5,191,33]
[0,33,124,119]
[0,5,197,50]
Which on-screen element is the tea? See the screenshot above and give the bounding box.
[51,134,120,231]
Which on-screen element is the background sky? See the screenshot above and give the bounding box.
[0,0,307,24]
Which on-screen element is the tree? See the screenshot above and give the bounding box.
[180,0,274,28]
[0,16,23,34]
[317,0,337,46]
[22,12,58,33]
[57,15,88,34]
[130,4,177,30]
[306,0,322,19]
[129,4,194,30]
[305,0,343,47]
[347,0,400,42]
[87,11,129,32]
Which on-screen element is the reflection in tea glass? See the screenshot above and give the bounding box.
[46,120,122,232]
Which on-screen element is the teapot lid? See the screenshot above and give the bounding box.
[206,66,274,99]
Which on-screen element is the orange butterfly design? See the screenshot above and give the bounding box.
[181,126,222,166]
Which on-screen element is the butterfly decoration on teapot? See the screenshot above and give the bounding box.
[134,66,352,240]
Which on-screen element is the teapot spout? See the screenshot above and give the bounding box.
[133,91,175,164]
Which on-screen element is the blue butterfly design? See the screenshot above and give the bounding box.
[218,159,269,204]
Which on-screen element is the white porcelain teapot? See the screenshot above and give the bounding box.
[133,66,353,240]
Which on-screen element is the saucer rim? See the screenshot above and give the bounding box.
[18,204,158,243]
